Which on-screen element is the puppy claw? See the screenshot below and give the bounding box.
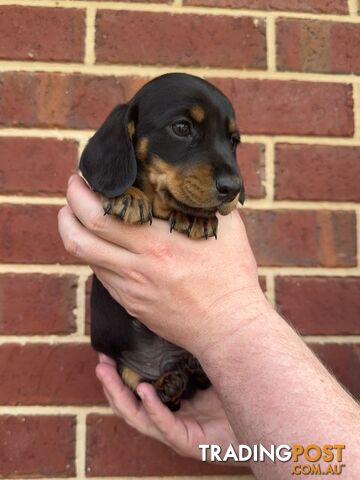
[119,199,129,221]
[204,221,208,240]
[101,188,152,225]
[139,202,145,224]
[103,203,112,216]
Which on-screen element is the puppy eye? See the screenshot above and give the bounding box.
[172,120,192,137]
[230,134,240,151]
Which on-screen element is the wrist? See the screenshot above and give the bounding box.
[194,286,274,362]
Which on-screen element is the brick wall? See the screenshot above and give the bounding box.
[0,0,359,479]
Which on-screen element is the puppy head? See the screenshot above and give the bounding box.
[80,73,244,215]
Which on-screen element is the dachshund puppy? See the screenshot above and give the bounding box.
[80,73,244,410]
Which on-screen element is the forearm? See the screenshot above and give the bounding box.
[198,301,360,479]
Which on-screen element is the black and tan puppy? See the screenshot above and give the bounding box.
[80,73,244,410]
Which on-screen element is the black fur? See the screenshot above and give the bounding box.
[80,73,243,410]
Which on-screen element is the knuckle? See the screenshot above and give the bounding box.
[64,235,81,257]
[86,210,107,233]
[147,239,175,261]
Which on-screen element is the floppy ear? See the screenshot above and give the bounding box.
[79,104,137,198]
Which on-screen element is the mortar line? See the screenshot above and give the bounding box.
[348,0,359,16]
[353,83,360,139]
[2,129,360,147]
[0,60,360,83]
[265,273,275,307]
[0,196,67,205]
[258,267,360,276]
[266,16,276,72]
[356,207,360,270]
[0,476,251,480]
[0,335,90,345]
[0,264,358,275]
[0,128,93,140]
[264,140,275,201]
[0,264,92,274]
[0,194,359,210]
[84,7,96,65]
[303,335,360,344]
[75,412,86,478]
[0,0,357,22]
[75,272,89,336]
[0,406,111,415]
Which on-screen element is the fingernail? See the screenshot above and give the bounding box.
[137,388,144,401]
[68,174,77,185]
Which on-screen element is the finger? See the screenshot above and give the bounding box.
[91,265,129,296]
[98,353,116,366]
[96,363,166,441]
[58,205,134,272]
[136,383,187,446]
[66,174,168,253]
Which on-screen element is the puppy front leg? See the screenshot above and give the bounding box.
[101,187,152,225]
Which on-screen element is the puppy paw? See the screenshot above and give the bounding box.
[103,187,152,225]
[169,211,218,239]
[154,370,188,408]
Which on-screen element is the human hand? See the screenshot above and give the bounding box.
[58,174,267,356]
[96,354,238,462]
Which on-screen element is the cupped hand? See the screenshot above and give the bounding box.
[96,354,238,462]
[58,174,266,355]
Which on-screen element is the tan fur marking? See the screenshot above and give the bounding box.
[228,117,237,133]
[135,137,149,162]
[148,156,218,209]
[152,193,172,219]
[121,367,141,391]
[127,121,135,139]
[190,105,205,123]
[217,193,239,215]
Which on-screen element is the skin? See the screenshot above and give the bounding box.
[58,174,360,479]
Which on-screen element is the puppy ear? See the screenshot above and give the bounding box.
[79,104,137,198]
[239,181,245,205]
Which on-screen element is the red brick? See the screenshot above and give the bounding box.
[0,72,147,129]
[0,204,84,264]
[211,79,354,136]
[238,143,265,198]
[276,277,360,335]
[277,19,360,74]
[0,344,104,405]
[0,415,75,477]
[0,274,77,335]
[242,209,356,267]
[259,276,267,293]
[86,414,250,476]
[96,11,266,69]
[184,0,348,14]
[0,137,78,195]
[310,344,360,398]
[0,73,353,136]
[85,275,93,336]
[275,144,360,201]
[0,6,85,62]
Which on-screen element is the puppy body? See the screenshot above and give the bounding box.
[81,73,244,410]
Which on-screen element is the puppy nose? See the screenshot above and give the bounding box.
[216,176,241,201]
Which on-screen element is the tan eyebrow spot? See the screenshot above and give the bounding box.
[228,117,237,133]
[127,121,135,138]
[135,136,149,162]
[190,105,205,123]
